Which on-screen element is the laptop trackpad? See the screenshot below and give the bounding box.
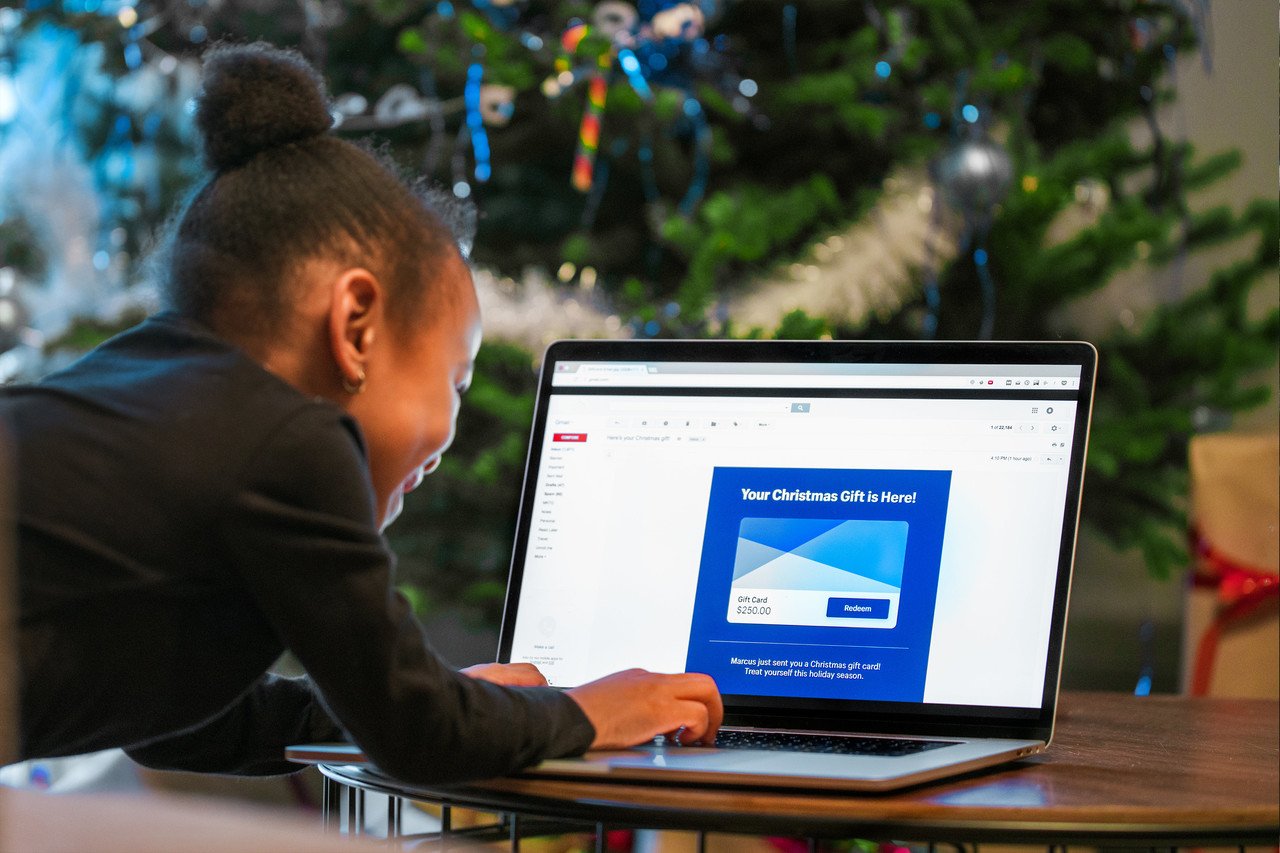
[606,748,768,771]
[533,748,764,778]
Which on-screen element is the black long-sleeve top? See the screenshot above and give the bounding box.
[1,312,594,783]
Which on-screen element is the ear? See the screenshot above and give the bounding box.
[327,268,383,394]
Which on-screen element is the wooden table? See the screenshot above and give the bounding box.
[309,692,1280,848]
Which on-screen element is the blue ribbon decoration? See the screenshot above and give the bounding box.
[677,97,710,215]
[464,61,491,183]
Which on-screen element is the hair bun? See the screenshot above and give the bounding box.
[196,43,333,171]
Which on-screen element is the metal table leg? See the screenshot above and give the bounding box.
[346,785,365,835]
[322,776,341,832]
[386,794,402,843]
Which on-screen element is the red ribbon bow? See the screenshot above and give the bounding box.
[1188,527,1279,696]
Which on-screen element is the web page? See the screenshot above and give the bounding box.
[507,366,1080,709]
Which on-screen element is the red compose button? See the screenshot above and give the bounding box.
[552,433,588,443]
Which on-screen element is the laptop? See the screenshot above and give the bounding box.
[495,338,1097,791]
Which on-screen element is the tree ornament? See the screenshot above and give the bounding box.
[0,267,29,354]
[593,2,639,43]
[477,84,515,127]
[570,70,608,191]
[331,92,369,121]
[374,84,433,124]
[931,135,1014,225]
[930,134,1013,340]
[556,6,653,196]
[646,2,704,41]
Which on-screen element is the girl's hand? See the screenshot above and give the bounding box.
[460,662,550,687]
[567,669,723,749]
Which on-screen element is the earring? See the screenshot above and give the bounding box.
[342,368,366,395]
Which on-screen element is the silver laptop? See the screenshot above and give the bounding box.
[498,339,1096,791]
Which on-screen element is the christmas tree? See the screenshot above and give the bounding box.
[1,1,1274,632]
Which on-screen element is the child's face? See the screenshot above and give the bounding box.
[355,254,481,529]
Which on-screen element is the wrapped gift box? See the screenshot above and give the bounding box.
[1182,432,1279,698]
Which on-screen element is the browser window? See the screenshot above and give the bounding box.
[508,361,1082,710]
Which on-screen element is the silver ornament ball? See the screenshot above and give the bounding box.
[933,136,1014,220]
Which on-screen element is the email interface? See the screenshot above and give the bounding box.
[508,362,1082,710]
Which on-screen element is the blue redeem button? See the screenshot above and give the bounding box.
[826,597,890,619]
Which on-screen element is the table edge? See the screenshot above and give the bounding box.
[316,764,1280,845]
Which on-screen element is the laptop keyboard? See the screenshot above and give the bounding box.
[712,730,958,757]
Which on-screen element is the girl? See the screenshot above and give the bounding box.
[1,43,720,784]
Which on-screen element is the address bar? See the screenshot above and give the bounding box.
[571,363,651,375]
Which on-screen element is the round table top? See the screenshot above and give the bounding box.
[320,692,1280,845]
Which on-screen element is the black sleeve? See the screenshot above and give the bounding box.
[219,405,595,785]
[124,673,344,775]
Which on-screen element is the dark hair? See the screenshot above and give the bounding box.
[164,42,473,343]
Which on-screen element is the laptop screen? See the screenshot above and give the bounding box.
[499,341,1095,732]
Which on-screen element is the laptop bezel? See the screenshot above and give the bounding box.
[497,339,1097,745]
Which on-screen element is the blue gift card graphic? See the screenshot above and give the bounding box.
[731,518,909,594]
